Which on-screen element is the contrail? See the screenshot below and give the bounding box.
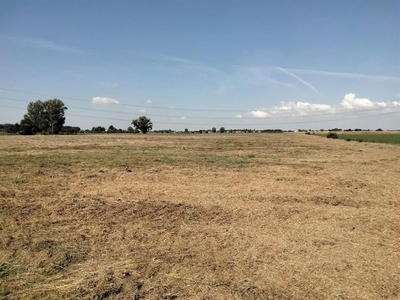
[276,66,319,93]
[285,68,400,82]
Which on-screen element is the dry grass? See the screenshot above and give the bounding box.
[0,133,399,299]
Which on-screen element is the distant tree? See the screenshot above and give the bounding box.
[107,125,117,133]
[219,127,226,133]
[376,128,383,131]
[19,99,67,134]
[184,128,189,133]
[0,123,20,134]
[132,116,153,134]
[91,126,106,133]
[60,126,81,134]
[212,127,217,133]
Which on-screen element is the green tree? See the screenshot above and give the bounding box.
[132,116,153,134]
[219,127,226,133]
[212,127,217,133]
[19,99,67,134]
[184,128,189,133]
[107,125,117,133]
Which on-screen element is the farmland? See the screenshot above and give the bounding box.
[0,133,399,299]
[321,131,400,144]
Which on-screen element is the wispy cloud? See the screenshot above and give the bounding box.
[1,36,89,54]
[276,66,319,93]
[234,114,243,118]
[92,97,119,105]
[160,54,223,76]
[286,68,400,82]
[145,99,153,104]
[140,109,146,113]
[101,83,119,89]
[239,67,296,88]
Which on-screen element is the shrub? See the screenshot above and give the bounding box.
[326,132,338,139]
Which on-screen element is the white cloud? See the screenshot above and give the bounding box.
[235,114,243,118]
[180,116,186,120]
[251,110,268,118]
[140,109,146,113]
[395,93,400,98]
[269,101,332,116]
[251,93,400,118]
[92,96,119,105]
[145,99,152,104]
[339,93,374,109]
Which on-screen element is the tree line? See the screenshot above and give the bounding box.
[1,99,153,135]
[4,98,385,135]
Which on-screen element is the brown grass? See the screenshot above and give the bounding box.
[0,133,399,299]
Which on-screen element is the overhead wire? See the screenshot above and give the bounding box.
[2,86,400,116]
[1,94,399,120]
[1,103,399,126]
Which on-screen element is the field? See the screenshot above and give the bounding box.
[321,131,400,144]
[0,133,399,299]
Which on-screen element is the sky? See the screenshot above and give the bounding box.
[0,0,399,131]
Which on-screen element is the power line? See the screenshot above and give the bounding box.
[0,87,245,112]
[1,95,399,120]
[1,104,399,126]
[3,86,399,116]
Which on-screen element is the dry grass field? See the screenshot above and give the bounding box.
[0,133,399,299]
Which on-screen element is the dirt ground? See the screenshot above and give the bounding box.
[0,133,399,299]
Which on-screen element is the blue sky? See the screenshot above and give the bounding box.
[0,0,399,130]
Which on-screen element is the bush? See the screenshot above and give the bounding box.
[327,132,338,139]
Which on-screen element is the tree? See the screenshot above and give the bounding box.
[132,116,153,134]
[212,127,217,133]
[91,126,106,133]
[184,128,189,133]
[0,123,20,134]
[219,127,226,133]
[60,126,80,134]
[107,125,117,133]
[19,99,67,134]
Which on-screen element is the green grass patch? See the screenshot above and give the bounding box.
[317,132,400,145]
